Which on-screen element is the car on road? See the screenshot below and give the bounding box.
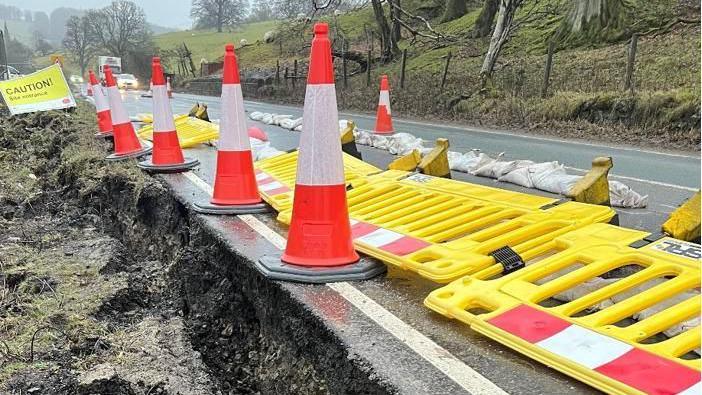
[69,74,84,84]
[0,65,22,80]
[117,73,139,90]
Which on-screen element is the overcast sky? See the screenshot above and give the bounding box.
[0,0,193,29]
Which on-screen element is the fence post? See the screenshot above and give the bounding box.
[400,48,407,89]
[293,59,298,89]
[541,41,555,98]
[276,59,280,86]
[624,33,638,94]
[284,67,288,88]
[366,50,372,87]
[342,41,348,89]
[440,51,452,91]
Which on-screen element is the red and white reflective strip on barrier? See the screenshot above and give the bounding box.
[296,84,344,186]
[218,83,251,152]
[350,219,430,256]
[488,304,701,395]
[106,85,129,125]
[379,89,391,115]
[255,170,291,196]
[151,85,175,133]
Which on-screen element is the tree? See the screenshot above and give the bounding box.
[552,0,630,45]
[440,0,467,23]
[247,1,274,22]
[471,0,498,37]
[389,0,401,43]
[370,0,399,61]
[87,1,151,65]
[33,31,53,56]
[191,0,248,33]
[3,21,8,41]
[33,11,50,36]
[480,0,523,82]
[50,8,82,44]
[63,15,93,76]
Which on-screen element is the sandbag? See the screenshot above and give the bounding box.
[473,159,533,179]
[249,111,265,121]
[387,133,423,155]
[609,180,649,208]
[498,161,560,188]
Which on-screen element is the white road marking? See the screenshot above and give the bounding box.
[565,166,698,192]
[181,171,507,395]
[243,99,699,160]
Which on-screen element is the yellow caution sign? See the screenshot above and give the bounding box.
[425,223,700,395]
[0,63,75,114]
[254,150,382,213]
[274,171,615,282]
[137,115,218,148]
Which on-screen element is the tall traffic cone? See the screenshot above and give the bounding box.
[137,57,199,172]
[373,75,394,134]
[192,44,268,215]
[104,65,152,160]
[89,70,112,138]
[257,23,385,284]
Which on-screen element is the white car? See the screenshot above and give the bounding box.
[117,73,139,90]
[69,74,84,84]
[0,65,22,80]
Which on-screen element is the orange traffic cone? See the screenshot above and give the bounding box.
[137,57,199,172]
[257,23,385,283]
[166,77,172,98]
[192,44,268,215]
[104,65,152,161]
[373,75,394,135]
[89,70,112,138]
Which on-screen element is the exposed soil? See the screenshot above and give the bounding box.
[0,104,392,394]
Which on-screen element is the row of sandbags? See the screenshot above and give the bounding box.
[352,129,649,209]
[248,111,303,131]
[247,111,648,208]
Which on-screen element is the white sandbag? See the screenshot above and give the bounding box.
[447,151,463,169]
[473,159,534,179]
[387,133,424,155]
[355,130,374,146]
[371,135,390,150]
[272,114,292,125]
[279,118,296,129]
[451,151,494,173]
[260,113,274,125]
[498,161,560,188]
[249,111,265,121]
[290,117,303,129]
[293,124,303,132]
[250,138,284,160]
[338,119,351,131]
[609,180,648,208]
[530,164,581,194]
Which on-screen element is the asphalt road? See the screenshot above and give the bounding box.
[120,90,700,234]
[115,89,699,394]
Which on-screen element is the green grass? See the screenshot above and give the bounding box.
[154,21,279,66]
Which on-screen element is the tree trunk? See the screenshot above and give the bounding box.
[440,0,467,23]
[480,0,521,83]
[390,0,401,44]
[471,0,499,38]
[371,0,399,62]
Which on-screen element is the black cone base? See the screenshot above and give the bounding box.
[255,254,386,284]
[105,146,153,161]
[137,157,199,173]
[192,200,269,215]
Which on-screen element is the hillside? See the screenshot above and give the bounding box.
[156,1,700,150]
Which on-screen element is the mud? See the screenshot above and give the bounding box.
[1,105,392,393]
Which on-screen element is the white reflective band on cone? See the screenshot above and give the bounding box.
[296,84,344,186]
[152,85,175,132]
[92,84,110,112]
[218,84,251,151]
[106,86,129,124]
[379,90,391,115]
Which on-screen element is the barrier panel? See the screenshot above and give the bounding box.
[425,223,700,394]
[254,150,382,212]
[137,115,218,148]
[275,171,616,283]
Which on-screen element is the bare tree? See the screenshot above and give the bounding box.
[371,0,399,61]
[472,0,499,37]
[440,0,467,23]
[63,15,93,76]
[480,0,523,82]
[389,0,401,43]
[191,0,248,33]
[87,1,151,64]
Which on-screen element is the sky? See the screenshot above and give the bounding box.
[0,0,193,29]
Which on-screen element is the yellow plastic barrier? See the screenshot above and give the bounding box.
[425,223,700,395]
[276,171,616,283]
[137,115,219,148]
[254,150,382,213]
